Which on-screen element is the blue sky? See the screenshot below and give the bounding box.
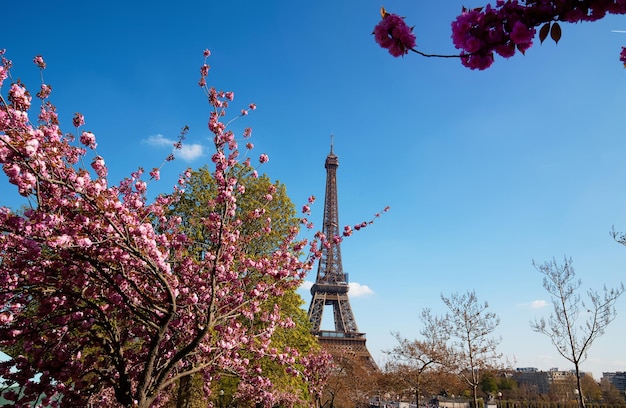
[3,0,626,380]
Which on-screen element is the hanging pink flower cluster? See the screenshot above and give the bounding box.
[373,8,417,57]
[451,2,536,69]
[452,0,626,69]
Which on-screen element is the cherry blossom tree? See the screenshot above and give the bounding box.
[0,49,332,407]
[373,2,626,70]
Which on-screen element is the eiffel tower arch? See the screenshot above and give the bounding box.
[307,141,377,369]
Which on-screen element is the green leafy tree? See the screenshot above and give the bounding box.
[480,372,498,396]
[255,290,321,404]
[496,374,517,398]
[167,165,320,407]
[171,164,298,257]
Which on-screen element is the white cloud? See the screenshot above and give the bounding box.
[348,282,374,297]
[145,134,172,147]
[300,281,314,291]
[530,299,549,309]
[178,144,204,161]
[144,134,204,162]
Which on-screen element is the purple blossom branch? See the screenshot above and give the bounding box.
[376,3,626,70]
[408,48,463,59]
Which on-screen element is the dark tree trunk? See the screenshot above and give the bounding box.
[176,375,193,408]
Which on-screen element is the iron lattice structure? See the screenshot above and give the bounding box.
[307,143,376,367]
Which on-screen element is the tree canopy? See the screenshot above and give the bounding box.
[0,50,329,408]
[170,165,299,257]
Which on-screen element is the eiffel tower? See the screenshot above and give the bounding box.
[307,140,376,368]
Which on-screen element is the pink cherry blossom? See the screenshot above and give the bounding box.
[510,21,535,47]
[36,83,52,99]
[460,52,495,70]
[0,66,7,88]
[0,311,12,324]
[91,155,107,178]
[451,0,626,69]
[23,138,39,156]
[80,131,97,149]
[73,112,85,127]
[200,63,209,77]
[33,55,46,69]
[374,12,417,57]
[9,83,31,110]
[149,167,160,180]
[382,1,626,69]
[0,50,337,408]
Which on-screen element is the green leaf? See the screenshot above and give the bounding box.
[551,22,562,44]
[539,22,550,44]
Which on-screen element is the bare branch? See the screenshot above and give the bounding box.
[529,257,624,408]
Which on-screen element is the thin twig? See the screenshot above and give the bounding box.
[409,48,463,59]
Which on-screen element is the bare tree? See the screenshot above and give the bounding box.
[441,290,503,408]
[530,257,624,408]
[320,352,380,408]
[384,309,452,408]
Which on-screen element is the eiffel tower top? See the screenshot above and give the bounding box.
[326,133,338,168]
[316,137,346,287]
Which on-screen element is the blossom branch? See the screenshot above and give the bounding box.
[375,3,626,70]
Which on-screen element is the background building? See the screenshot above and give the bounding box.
[513,368,584,397]
[603,372,626,394]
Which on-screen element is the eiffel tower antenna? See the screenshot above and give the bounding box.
[307,140,377,367]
